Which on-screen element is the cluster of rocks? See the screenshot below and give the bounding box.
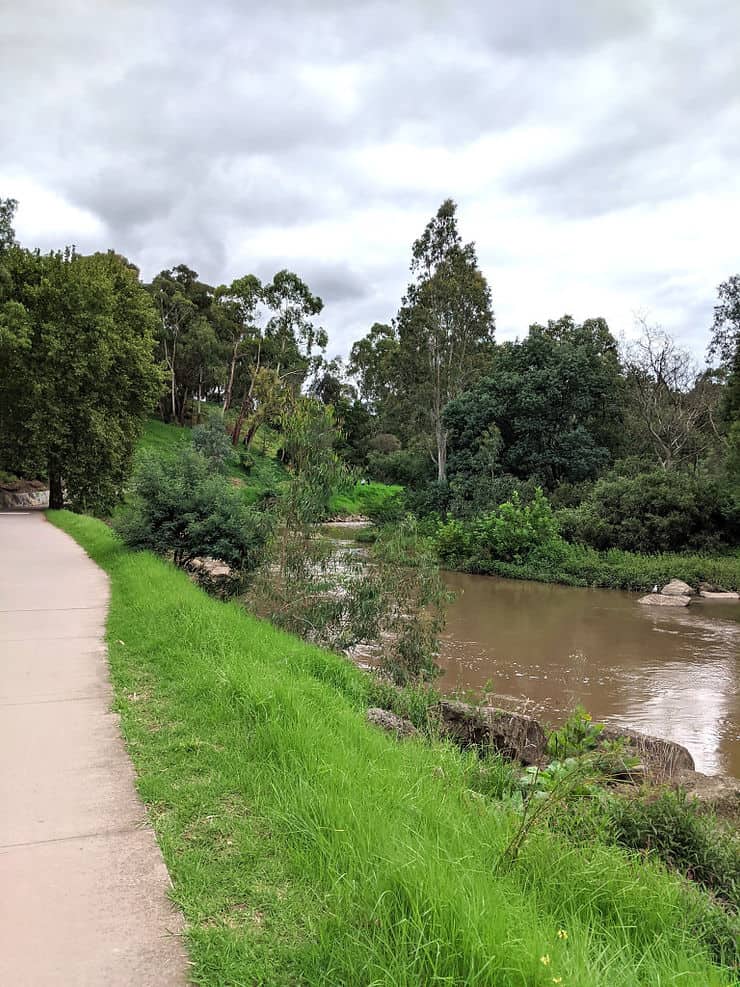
[639,579,739,607]
[366,699,740,819]
[187,556,237,596]
[0,480,49,510]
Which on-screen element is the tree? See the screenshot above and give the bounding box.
[310,358,373,466]
[115,444,271,579]
[444,316,623,497]
[708,275,740,371]
[262,269,326,380]
[149,265,218,424]
[215,274,263,414]
[708,275,740,481]
[0,247,162,511]
[0,197,18,251]
[216,270,326,445]
[622,320,721,470]
[349,322,400,411]
[395,200,495,482]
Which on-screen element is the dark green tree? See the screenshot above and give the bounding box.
[708,275,740,481]
[444,316,623,496]
[0,247,162,511]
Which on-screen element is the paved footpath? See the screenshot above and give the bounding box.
[0,512,189,986]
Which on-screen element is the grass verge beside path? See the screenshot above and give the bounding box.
[49,510,735,986]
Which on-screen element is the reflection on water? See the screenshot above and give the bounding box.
[439,572,740,777]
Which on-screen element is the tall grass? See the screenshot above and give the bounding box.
[48,511,734,986]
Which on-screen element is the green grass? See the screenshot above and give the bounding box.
[138,418,193,456]
[328,481,404,519]
[47,510,735,986]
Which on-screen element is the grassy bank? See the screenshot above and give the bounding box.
[458,543,740,592]
[139,418,286,505]
[48,511,736,985]
[328,480,404,519]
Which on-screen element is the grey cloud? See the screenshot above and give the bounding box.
[2,0,738,357]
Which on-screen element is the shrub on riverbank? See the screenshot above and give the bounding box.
[463,542,740,591]
[430,492,740,590]
[557,468,740,554]
[48,510,737,985]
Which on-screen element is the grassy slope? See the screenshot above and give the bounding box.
[48,511,732,986]
[139,418,286,505]
[141,419,402,517]
[328,481,404,518]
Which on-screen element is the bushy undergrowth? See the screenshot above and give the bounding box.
[431,489,740,590]
[48,511,736,985]
[607,790,740,908]
[558,468,739,554]
[115,446,271,575]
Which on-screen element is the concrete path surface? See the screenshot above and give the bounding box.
[0,512,189,985]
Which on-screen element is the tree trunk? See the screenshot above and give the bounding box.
[223,343,238,413]
[244,422,259,448]
[436,424,447,483]
[49,463,64,509]
[231,390,254,445]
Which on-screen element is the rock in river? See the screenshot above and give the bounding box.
[638,593,691,607]
[600,726,695,780]
[366,707,418,739]
[436,700,546,765]
[699,590,739,600]
[661,579,696,596]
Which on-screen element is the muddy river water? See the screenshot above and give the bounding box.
[438,572,740,777]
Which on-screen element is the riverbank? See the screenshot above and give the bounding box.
[456,544,740,592]
[48,510,736,985]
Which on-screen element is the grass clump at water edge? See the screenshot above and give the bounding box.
[48,510,736,986]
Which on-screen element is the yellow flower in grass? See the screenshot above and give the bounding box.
[557,929,568,940]
[552,978,563,984]
[540,954,551,966]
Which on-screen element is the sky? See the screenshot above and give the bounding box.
[2,0,739,362]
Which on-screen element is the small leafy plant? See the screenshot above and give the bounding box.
[547,706,604,759]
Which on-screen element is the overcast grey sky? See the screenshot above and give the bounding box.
[3,1,738,360]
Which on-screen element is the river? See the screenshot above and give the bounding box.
[438,572,740,777]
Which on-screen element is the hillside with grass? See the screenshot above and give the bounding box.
[48,510,737,986]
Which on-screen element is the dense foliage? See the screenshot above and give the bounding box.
[115,444,271,575]
[559,467,739,553]
[2,190,738,576]
[0,208,162,512]
[444,317,623,496]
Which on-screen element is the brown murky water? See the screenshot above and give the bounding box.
[438,573,740,777]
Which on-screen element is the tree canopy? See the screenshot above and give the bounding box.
[0,247,162,511]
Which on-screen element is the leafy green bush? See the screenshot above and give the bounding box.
[607,790,740,909]
[434,488,561,566]
[115,447,271,578]
[559,469,739,553]
[366,446,433,488]
[191,416,233,471]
